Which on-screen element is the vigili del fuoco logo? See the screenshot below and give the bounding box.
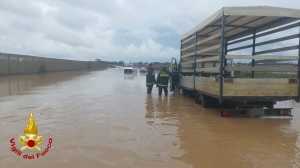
[10,113,53,159]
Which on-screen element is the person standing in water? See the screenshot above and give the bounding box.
[156,66,181,96]
[146,63,156,94]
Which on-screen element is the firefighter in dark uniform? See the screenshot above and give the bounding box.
[157,66,181,96]
[146,63,156,94]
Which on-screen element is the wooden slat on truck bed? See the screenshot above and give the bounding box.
[223,78,298,97]
[195,77,219,95]
[180,76,194,89]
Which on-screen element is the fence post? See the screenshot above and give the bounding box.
[25,58,27,74]
[8,56,10,76]
[17,57,19,75]
[32,58,33,74]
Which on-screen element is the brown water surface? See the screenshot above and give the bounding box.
[0,67,300,168]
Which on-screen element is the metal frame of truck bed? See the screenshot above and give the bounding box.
[179,6,300,106]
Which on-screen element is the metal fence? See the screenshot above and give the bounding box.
[0,53,106,76]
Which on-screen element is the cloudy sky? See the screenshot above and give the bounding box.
[0,0,299,63]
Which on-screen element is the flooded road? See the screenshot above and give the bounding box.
[0,67,300,168]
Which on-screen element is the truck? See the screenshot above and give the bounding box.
[169,6,300,117]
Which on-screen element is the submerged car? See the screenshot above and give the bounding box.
[124,64,134,73]
[140,67,147,73]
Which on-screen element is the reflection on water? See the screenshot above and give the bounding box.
[145,94,155,119]
[0,68,299,168]
[124,71,137,80]
[139,72,146,76]
[146,94,300,168]
[0,71,89,98]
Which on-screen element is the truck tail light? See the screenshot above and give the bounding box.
[280,109,291,115]
[222,111,235,116]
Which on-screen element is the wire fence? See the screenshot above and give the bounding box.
[0,53,106,76]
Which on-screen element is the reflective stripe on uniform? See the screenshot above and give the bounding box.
[158,84,168,87]
[159,71,169,77]
[146,72,155,76]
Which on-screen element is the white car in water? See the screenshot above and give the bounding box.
[139,67,147,73]
[124,64,134,73]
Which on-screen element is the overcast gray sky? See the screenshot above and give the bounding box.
[0,0,299,63]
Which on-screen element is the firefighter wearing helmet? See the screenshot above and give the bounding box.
[156,65,180,96]
[146,63,156,94]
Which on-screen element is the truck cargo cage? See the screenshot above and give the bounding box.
[176,6,300,116]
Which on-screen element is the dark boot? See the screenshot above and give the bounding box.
[158,87,162,96]
[147,85,153,94]
[164,87,168,96]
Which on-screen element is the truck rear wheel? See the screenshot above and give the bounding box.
[196,94,202,105]
[202,95,211,108]
[180,88,193,97]
[202,95,219,108]
[180,88,185,95]
[197,94,211,108]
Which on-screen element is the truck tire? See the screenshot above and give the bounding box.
[202,95,219,108]
[202,95,211,108]
[180,88,185,95]
[180,88,193,97]
[196,94,202,105]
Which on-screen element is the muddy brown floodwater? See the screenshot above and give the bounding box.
[0,67,300,168]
